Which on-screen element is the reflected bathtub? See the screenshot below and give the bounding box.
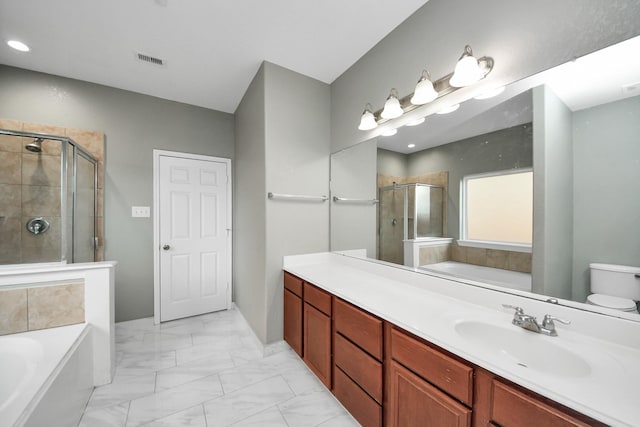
[420,261,532,292]
[0,324,93,427]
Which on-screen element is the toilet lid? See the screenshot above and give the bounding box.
[587,294,637,311]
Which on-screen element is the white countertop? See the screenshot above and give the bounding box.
[283,252,640,427]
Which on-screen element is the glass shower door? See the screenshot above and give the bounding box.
[379,185,406,264]
[74,151,96,262]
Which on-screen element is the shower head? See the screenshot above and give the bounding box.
[25,138,44,153]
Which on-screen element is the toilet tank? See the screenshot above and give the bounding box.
[590,263,640,300]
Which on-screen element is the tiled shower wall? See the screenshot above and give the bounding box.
[0,119,104,264]
[0,282,85,335]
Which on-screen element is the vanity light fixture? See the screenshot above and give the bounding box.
[436,104,460,114]
[450,45,485,87]
[406,117,426,126]
[357,44,493,131]
[380,127,398,137]
[410,70,438,105]
[7,40,30,52]
[358,103,378,131]
[381,88,404,119]
[474,85,506,100]
[408,144,416,148]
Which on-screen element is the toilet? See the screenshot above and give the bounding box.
[587,263,640,313]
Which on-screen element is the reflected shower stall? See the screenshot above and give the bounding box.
[0,128,97,265]
[379,183,444,264]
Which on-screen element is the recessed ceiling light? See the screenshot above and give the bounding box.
[408,144,416,148]
[7,40,30,52]
[436,104,460,114]
[381,128,398,136]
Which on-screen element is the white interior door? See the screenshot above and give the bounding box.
[157,153,230,322]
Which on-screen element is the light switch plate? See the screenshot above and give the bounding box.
[132,206,150,218]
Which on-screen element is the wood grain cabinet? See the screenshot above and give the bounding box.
[474,369,605,427]
[303,282,332,388]
[283,272,303,356]
[282,271,607,427]
[333,298,384,427]
[388,325,473,427]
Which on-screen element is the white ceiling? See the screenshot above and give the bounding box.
[0,0,428,113]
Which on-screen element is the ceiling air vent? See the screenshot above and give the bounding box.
[136,52,166,67]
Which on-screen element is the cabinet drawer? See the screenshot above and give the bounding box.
[334,298,383,360]
[491,380,591,427]
[334,332,383,403]
[303,282,331,315]
[284,272,303,297]
[390,327,473,406]
[334,366,382,427]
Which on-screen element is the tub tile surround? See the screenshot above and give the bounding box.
[0,118,105,264]
[283,252,640,426]
[0,261,117,386]
[0,282,85,335]
[80,307,357,427]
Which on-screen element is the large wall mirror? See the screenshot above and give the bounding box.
[330,35,640,320]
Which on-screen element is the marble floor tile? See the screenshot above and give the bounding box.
[278,390,351,427]
[317,414,360,427]
[141,404,207,427]
[175,341,233,365]
[79,401,130,427]
[82,309,355,427]
[126,374,224,426]
[87,374,157,410]
[203,376,295,427]
[117,348,177,371]
[231,406,289,426]
[155,353,236,391]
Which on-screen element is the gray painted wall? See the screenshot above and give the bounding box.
[264,63,331,343]
[572,96,640,301]
[330,139,377,256]
[532,85,573,299]
[0,65,235,322]
[377,148,408,177]
[406,124,533,240]
[234,64,268,341]
[234,62,330,344]
[331,0,640,154]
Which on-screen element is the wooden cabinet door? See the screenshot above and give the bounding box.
[389,361,471,427]
[283,288,302,356]
[303,302,331,388]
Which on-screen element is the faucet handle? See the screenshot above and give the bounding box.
[502,304,524,314]
[542,315,571,329]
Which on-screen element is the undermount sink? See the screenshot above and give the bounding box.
[454,320,591,378]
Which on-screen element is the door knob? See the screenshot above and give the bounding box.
[162,244,170,250]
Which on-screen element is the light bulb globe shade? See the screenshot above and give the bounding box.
[450,55,484,87]
[381,93,403,119]
[358,109,378,131]
[381,128,398,137]
[411,78,438,105]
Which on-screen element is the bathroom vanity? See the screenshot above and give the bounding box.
[283,252,640,427]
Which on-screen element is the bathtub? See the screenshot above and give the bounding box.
[420,261,532,292]
[0,323,93,427]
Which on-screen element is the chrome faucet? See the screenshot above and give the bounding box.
[502,305,570,337]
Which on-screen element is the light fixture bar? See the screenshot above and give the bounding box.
[360,51,494,129]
